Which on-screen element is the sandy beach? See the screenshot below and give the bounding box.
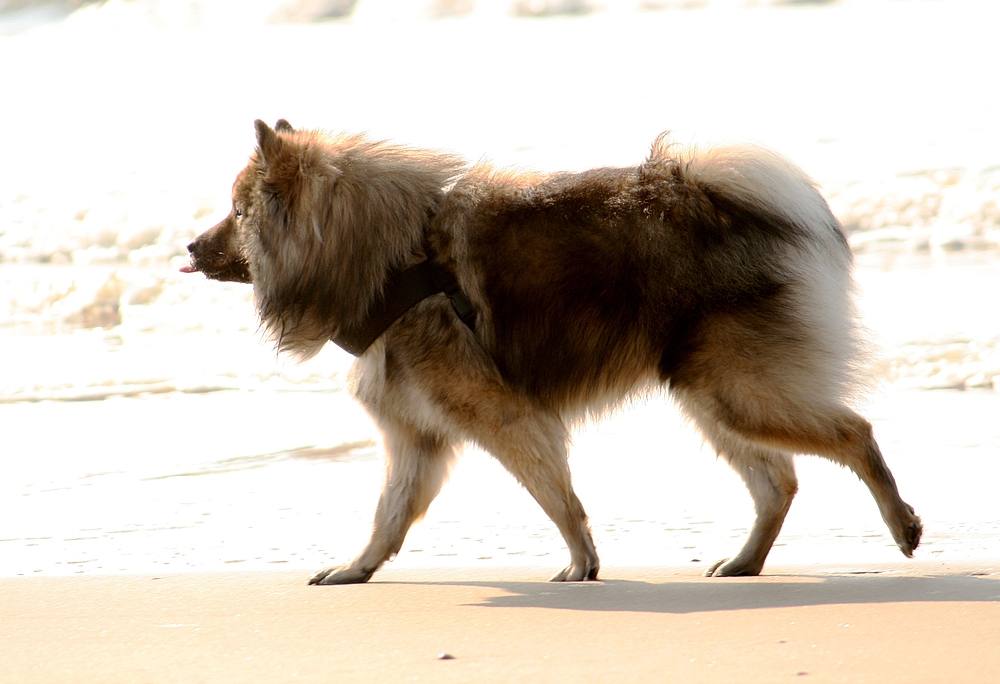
[3,563,998,683]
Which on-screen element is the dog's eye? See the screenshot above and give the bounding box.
[234,207,243,219]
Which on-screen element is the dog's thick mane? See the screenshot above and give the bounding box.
[246,121,466,359]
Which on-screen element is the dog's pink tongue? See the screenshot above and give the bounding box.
[179,265,197,273]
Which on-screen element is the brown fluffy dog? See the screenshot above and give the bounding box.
[185,119,922,584]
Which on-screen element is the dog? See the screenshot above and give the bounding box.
[183,119,922,584]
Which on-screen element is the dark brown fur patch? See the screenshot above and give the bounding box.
[435,163,807,411]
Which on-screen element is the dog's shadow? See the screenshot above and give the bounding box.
[386,573,1000,614]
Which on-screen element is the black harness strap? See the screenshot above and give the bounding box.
[330,251,477,356]
[429,259,478,332]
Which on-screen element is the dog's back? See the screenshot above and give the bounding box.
[433,139,859,418]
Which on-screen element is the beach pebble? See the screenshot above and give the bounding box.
[437,653,456,660]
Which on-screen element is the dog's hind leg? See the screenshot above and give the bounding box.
[309,420,455,585]
[689,421,799,577]
[764,407,922,558]
[673,315,921,574]
[728,405,920,564]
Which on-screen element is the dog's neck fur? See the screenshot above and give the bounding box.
[331,247,475,356]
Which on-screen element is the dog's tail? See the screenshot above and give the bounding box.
[650,134,873,405]
[650,133,850,258]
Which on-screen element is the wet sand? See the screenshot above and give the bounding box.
[3,562,998,683]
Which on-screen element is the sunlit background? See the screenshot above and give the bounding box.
[1,0,998,578]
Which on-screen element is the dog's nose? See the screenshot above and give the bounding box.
[186,241,196,254]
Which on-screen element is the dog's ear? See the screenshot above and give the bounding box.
[275,119,294,134]
[255,119,282,164]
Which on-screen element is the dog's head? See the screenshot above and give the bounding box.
[182,167,255,283]
[182,119,465,359]
[182,119,299,283]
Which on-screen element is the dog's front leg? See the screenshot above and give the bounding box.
[309,421,455,585]
[415,366,600,582]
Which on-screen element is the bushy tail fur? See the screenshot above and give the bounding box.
[651,133,850,256]
[651,133,872,405]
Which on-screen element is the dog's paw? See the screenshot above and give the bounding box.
[703,558,762,577]
[549,561,600,582]
[308,565,373,585]
[703,558,729,577]
[893,505,923,558]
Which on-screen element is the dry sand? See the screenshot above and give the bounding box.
[2,562,998,683]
